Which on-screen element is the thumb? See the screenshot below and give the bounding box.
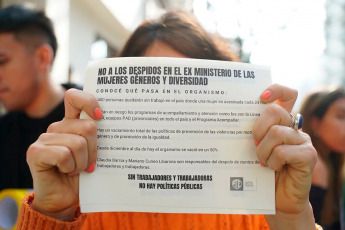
[260,84,298,112]
[64,89,102,120]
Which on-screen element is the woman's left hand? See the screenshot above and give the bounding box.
[253,84,317,229]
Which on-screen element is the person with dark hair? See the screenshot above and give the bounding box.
[17,11,320,229]
[299,88,345,230]
[0,4,80,190]
[119,11,240,61]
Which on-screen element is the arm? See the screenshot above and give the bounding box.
[254,84,318,230]
[17,193,87,230]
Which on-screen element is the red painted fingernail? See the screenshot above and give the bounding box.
[86,162,96,173]
[259,161,266,167]
[261,90,271,99]
[254,140,260,146]
[94,108,103,119]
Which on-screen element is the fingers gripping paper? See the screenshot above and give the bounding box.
[80,57,274,214]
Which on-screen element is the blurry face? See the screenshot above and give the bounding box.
[0,33,40,111]
[316,98,345,153]
[143,41,188,58]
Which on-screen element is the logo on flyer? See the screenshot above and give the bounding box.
[230,177,243,191]
[230,177,257,191]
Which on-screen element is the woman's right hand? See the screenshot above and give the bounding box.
[27,89,102,221]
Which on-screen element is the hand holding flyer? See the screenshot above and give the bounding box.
[80,57,273,214]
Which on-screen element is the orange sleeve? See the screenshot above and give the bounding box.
[17,194,270,230]
[17,193,87,230]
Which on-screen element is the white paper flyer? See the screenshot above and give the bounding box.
[80,57,274,214]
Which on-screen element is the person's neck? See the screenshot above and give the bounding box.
[311,154,329,189]
[25,81,65,118]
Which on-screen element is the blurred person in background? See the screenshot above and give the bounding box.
[17,11,319,230]
[0,102,5,115]
[300,87,345,230]
[0,4,80,191]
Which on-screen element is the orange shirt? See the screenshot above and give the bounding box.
[18,194,269,230]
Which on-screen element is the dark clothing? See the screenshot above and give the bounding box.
[310,184,341,230]
[310,185,327,224]
[0,83,81,190]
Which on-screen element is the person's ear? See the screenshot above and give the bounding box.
[34,44,54,71]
